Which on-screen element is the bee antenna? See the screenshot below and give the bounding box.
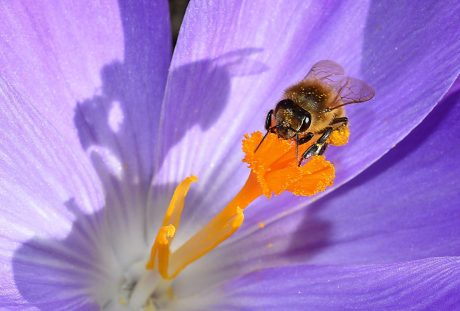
[295,133,299,162]
[254,131,269,153]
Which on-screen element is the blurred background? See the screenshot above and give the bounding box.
[169,0,189,45]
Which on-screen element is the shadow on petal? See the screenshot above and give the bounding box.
[73,49,265,189]
[284,208,332,260]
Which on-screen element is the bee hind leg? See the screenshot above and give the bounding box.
[299,127,333,166]
[331,117,348,127]
[299,118,347,165]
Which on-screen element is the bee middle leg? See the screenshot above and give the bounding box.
[298,132,314,145]
[299,127,333,166]
[318,142,329,155]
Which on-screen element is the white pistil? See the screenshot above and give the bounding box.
[128,270,160,309]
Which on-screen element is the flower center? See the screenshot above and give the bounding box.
[122,270,171,310]
[124,129,348,308]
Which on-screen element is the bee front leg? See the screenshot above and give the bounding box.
[265,109,274,131]
[299,127,333,166]
[255,109,274,152]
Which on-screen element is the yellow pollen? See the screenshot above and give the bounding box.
[328,125,350,146]
[146,131,336,280]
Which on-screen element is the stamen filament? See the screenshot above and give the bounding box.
[169,173,260,278]
[156,225,175,277]
[146,176,197,272]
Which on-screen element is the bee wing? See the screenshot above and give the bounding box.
[332,77,375,107]
[304,60,345,83]
[305,60,375,108]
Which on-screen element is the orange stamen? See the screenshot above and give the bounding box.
[242,131,335,196]
[147,131,336,280]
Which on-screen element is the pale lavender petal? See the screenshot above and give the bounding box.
[153,0,460,238]
[191,79,460,290]
[212,257,460,310]
[0,1,171,308]
[0,80,102,309]
[0,0,170,185]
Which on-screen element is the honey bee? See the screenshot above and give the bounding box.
[256,60,375,165]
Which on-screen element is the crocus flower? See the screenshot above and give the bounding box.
[1,1,460,310]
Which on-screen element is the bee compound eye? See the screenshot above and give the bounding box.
[276,99,295,110]
[280,98,295,105]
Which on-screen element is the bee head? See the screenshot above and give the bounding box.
[274,99,312,139]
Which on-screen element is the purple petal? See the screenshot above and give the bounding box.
[197,78,460,288]
[213,257,460,310]
[154,0,460,235]
[0,1,170,308]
